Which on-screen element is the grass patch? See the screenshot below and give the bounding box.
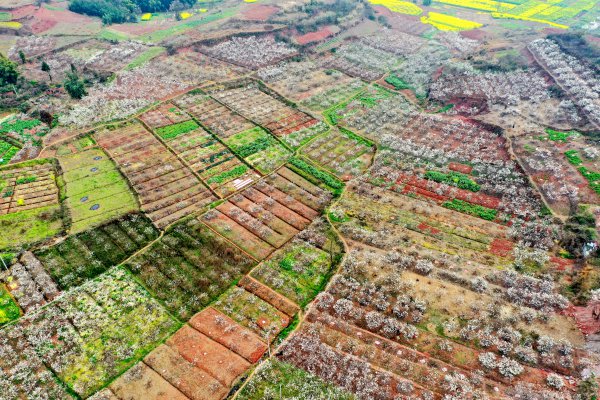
[125,46,165,70]
[251,241,335,307]
[206,164,248,185]
[565,149,583,166]
[60,147,138,233]
[385,73,411,90]
[545,128,579,142]
[138,9,236,43]
[0,205,63,250]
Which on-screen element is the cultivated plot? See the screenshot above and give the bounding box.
[59,147,138,233]
[95,123,216,228]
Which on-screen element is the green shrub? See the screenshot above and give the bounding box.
[565,150,583,166]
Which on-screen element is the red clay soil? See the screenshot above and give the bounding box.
[549,256,575,272]
[448,162,473,174]
[241,4,279,21]
[144,344,229,400]
[166,325,250,386]
[12,4,94,34]
[372,6,429,35]
[189,307,268,363]
[295,26,334,45]
[460,29,486,41]
[489,238,514,258]
[416,222,441,236]
[563,302,600,335]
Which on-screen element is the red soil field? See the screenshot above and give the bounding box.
[448,162,473,174]
[489,238,514,257]
[295,26,334,45]
[460,29,486,41]
[12,4,94,34]
[241,4,279,21]
[189,307,268,363]
[167,325,250,386]
[416,222,441,236]
[564,302,600,335]
[144,344,228,400]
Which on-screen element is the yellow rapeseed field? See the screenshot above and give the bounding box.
[368,0,423,16]
[0,21,22,29]
[435,0,515,12]
[420,12,483,31]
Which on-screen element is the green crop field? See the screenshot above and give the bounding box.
[60,147,139,233]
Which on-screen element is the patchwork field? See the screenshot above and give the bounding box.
[152,119,259,197]
[301,127,375,180]
[201,167,331,261]
[223,126,291,174]
[1,3,599,399]
[209,85,325,149]
[0,160,62,249]
[173,91,255,139]
[95,123,216,228]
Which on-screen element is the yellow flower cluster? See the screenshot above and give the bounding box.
[141,13,152,21]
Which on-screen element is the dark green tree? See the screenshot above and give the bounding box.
[577,377,599,400]
[63,71,87,99]
[0,55,19,86]
[561,208,598,259]
[18,50,26,64]
[41,60,52,82]
[423,0,432,6]
[39,110,54,127]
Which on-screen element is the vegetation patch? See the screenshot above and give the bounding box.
[237,359,355,399]
[0,206,62,250]
[155,120,200,141]
[0,284,20,325]
[124,218,255,321]
[544,128,579,142]
[60,147,138,233]
[251,241,336,307]
[35,213,159,288]
[424,170,480,192]
[443,199,498,221]
[21,267,179,398]
[288,157,344,194]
